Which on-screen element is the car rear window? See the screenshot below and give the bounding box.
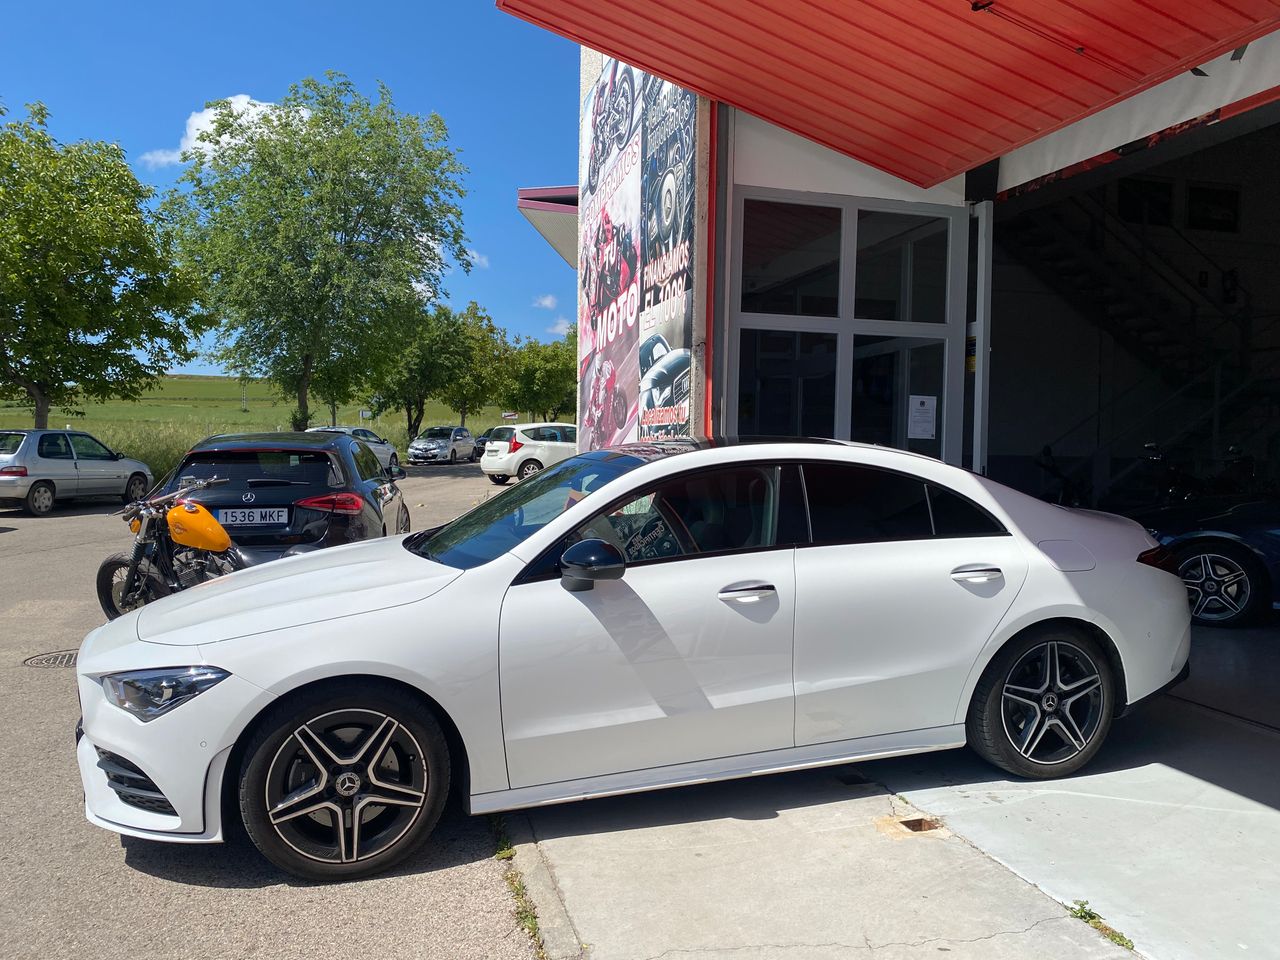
[174,450,342,490]
[0,433,24,455]
[490,427,515,443]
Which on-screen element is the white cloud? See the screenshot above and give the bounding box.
[139,94,272,169]
[533,294,557,310]
[466,249,490,269]
[547,316,571,337]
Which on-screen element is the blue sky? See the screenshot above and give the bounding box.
[0,1,579,374]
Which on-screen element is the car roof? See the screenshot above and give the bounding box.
[307,426,360,433]
[189,432,347,452]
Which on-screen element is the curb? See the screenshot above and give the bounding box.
[506,812,584,960]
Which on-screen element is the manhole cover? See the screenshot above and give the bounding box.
[898,816,942,833]
[24,650,78,668]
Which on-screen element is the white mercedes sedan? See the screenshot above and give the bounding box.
[74,440,1191,879]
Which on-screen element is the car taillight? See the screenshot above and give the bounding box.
[296,492,364,515]
[1137,545,1180,575]
[507,436,523,453]
[0,466,27,476]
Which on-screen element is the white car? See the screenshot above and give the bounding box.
[306,427,399,470]
[74,440,1190,880]
[482,422,577,484]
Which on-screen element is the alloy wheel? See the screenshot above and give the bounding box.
[1179,552,1250,622]
[1000,641,1104,766]
[126,476,147,501]
[264,709,427,865]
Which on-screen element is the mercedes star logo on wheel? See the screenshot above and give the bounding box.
[241,492,255,503]
[334,772,362,797]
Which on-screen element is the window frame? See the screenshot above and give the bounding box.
[726,186,969,463]
[68,432,116,460]
[37,432,74,460]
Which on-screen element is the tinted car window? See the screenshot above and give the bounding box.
[175,450,340,490]
[803,463,932,544]
[491,427,515,443]
[415,453,644,569]
[70,434,114,460]
[0,433,26,454]
[563,426,578,444]
[37,433,73,459]
[350,442,384,482]
[574,465,778,563]
[928,484,1005,537]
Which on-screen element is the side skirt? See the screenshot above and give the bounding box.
[469,725,965,815]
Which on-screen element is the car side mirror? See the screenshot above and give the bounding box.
[387,464,407,480]
[560,538,625,592]
[114,451,125,460]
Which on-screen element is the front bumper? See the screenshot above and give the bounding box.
[76,665,273,843]
[408,447,445,463]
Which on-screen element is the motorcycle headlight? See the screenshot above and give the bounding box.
[101,667,230,722]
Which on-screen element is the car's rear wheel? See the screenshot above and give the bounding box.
[123,473,148,504]
[518,460,542,481]
[239,682,450,881]
[25,480,55,516]
[488,474,509,485]
[967,625,1114,779]
[1175,542,1263,627]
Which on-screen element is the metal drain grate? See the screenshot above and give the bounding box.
[24,650,78,668]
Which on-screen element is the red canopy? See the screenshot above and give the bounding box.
[498,0,1280,186]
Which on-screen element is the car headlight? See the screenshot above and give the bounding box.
[101,667,230,722]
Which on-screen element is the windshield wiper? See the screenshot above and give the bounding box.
[246,478,312,487]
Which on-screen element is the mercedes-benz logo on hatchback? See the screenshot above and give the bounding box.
[241,492,256,503]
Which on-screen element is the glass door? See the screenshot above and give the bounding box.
[850,336,945,460]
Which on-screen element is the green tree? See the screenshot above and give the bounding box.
[0,103,199,427]
[368,304,464,440]
[167,73,468,429]
[432,302,508,427]
[501,327,577,422]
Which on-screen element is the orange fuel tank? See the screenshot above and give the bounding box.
[167,500,232,553]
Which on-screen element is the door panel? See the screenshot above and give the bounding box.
[499,550,796,788]
[794,536,1026,744]
[34,433,78,496]
[69,433,123,494]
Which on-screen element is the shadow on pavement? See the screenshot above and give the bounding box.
[0,500,121,519]
[120,800,494,889]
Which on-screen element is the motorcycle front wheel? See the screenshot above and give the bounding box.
[96,552,170,620]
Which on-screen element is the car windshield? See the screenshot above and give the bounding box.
[407,451,645,569]
[418,428,451,440]
[0,433,24,455]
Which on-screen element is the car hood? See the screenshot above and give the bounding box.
[134,535,461,647]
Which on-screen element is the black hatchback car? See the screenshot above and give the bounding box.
[166,432,410,562]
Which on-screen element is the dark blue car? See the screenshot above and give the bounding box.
[1131,495,1280,627]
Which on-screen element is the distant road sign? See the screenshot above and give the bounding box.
[359,409,372,420]
[501,411,518,420]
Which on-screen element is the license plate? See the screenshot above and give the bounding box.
[218,508,288,526]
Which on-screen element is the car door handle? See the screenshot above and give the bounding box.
[718,582,776,602]
[950,566,1003,583]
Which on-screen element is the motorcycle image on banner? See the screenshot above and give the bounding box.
[578,57,698,452]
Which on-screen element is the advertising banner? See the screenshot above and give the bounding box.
[579,58,697,450]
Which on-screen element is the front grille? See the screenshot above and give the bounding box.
[95,748,177,817]
[673,371,692,404]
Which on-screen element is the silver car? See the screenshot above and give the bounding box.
[408,425,476,464]
[0,429,153,516]
[305,426,399,470]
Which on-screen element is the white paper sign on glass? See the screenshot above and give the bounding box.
[908,395,937,440]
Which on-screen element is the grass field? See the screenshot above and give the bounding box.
[0,376,511,477]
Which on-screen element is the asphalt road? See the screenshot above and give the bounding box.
[0,464,534,960]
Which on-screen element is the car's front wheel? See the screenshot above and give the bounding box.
[389,453,399,470]
[123,473,148,504]
[967,625,1114,779]
[1175,542,1263,627]
[238,682,450,880]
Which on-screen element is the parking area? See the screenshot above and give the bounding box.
[0,465,527,960]
[3,464,1277,960]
